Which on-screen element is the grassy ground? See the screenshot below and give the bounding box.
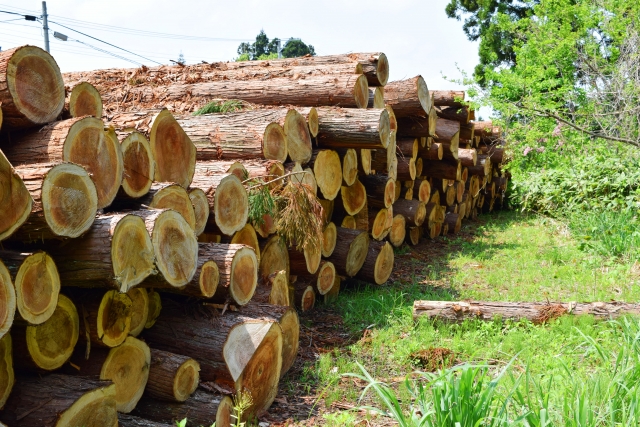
[270,210,640,426]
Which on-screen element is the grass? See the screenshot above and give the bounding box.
[192,99,244,115]
[282,210,640,426]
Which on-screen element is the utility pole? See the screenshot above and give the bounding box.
[41,1,50,53]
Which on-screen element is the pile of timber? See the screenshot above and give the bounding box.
[0,45,508,426]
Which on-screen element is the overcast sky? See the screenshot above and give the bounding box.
[0,0,478,95]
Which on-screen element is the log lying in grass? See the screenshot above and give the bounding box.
[11,294,78,372]
[145,349,200,403]
[430,90,465,108]
[0,261,15,339]
[356,241,394,285]
[107,108,196,188]
[65,82,103,118]
[0,334,13,410]
[412,301,640,323]
[383,76,430,117]
[309,149,342,200]
[0,150,32,242]
[316,107,390,149]
[326,227,370,277]
[3,117,123,209]
[72,289,133,348]
[118,131,155,199]
[0,374,117,427]
[0,45,65,130]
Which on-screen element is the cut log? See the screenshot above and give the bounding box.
[49,212,156,293]
[361,174,395,209]
[127,288,149,337]
[0,334,13,410]
[118,415,172,427]
[3,117,124,209]
[359,148,372,175]
[368,86,385,108]
[146,348,199,402]
[0,45,65,130]
[422,159,461,181]
[384,76,430,117]
[145,290,162,329]
[309,149,342,200]
[0,374,117,427]
[369,206,393,241]
[326,227,370,277]
[460,122,475,141]
[370,145,397,180]
[319,199,334,226]
[420,141,443,160]
[336,178,367,216]
[252,270,290,306]
[458,148,477,167]
[396,137,418,160]
[436,105,471,123]
[296,260,336,295]
[65,82,102,118]
[322,222,337,257]
[341,216,356,229]
[388,214,406,247]
[190,172,248,236]
[338,148,359,186]
[430,90,465,108]
[293,283,316,312]
[416,179,431,202]
[226,223,261,260]
[444,213,462,234]
[0,261,15,339]
[199,243,258,306]
[396,156,416,181]
[107,108,196,188]
[393,199,426,227]
[355,241,394,285]
[289,243,322,276]
[468,154,491,177]
[11,293,77,371]
[141,301,283,415]
[397,114,436,138]
[407,226,422,245]
[0,150,32,242]
[259,235,290,279]
[316,107,390,149]
[188,187,209,236]
[73,289,133,348]
[119,131,155,199]
[286,162,317,195]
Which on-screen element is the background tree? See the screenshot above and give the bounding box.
[236,30,280,61]
[281,39,315,58]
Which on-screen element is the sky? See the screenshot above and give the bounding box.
[0,0,479,96]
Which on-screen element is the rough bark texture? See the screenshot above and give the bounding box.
[355,241,394,285]
[422,159,461,181]
[146,348,199,402]
[430,90,465,108]
[130,390,232,427]
[384,77,430,118]
[316,107,390,149]
[436,105,471,123]
[326,227,370,277]
[361,174,395,209]
[199,243,258,306]
[393,199,427,227]
[397,115,435,137]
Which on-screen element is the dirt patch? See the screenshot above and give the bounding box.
[410,347,457,372]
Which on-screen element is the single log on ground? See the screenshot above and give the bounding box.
[309,150,342,200]
[412,301,640,323]
[10,162,97,240]
[326,227,370,277]
[3,117,124,209]
[119,131,155,199]
[65,82,102,118]
[355,241,394,285]
[361,174,395,209]
[72,289,133,348]
[259,235,290,279]
[0,261,15,339]
[316,107,390,149]
[293,282,316,312]
[322,222,337,257]
[131,390,233,427]
[142,301,283,414]
[252,270,290,306]
[430,90,465,108]
[0,45,65,130]
[0,150,32,242]
[190,172,248,236]
[127,288,149,337]
[388,214,407,247]
[107,108,196,188]
[146,348,199,402]
[422,159,461,181]
[49,212,156,293]
[436,105,471,123]
[0,374,117,426]
[145,290,162,329]
[393,199,427,227]
[384,76,430,117]
[0,334,13,409]
[12,294,78,371]
[199,243,257,306]
[0,251,59,326]
[296,261,336,295]
[397,114,436,138]
[289,243,322,276]
[369,206,393,241]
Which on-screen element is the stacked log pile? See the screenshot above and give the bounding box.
[0,45,507,426]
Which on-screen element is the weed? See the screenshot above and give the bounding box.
[193,100,244,115]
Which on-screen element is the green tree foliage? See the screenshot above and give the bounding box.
[281,39,315,58]
[236,30,280,61]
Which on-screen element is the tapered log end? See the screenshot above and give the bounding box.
[112,215,156,292]
[313,150,342,200]
[285,109,313,164]
[153,210,198,287]
[341,179,367,216]
[354,74,369,109]
[214,174,249,236]
[345,230,370,276]
[279,307,300,376]
[151,184,197,231]
[42,162,99,238]
[307,107,319,137]
[120,132,155,199]
[150,109,196,188]
[127,288,149,337]
[15,252,60,325]
[69,82,103,118]
[189,188,210,236]
[0,334,14,410]
[98,290,133,347]
[173,358,200,402]
[389,214,406,247]
[321,222,337,257]
[0,262,15,339]
[0,151,32,242]
[229,246,258,306]
[342,149,358,186]
[57,382,119,427]
[231,224,260,260]
[263,123,288,162]
[6,45,65,128]
[374,242,394,284]
[101,336,150,413]
[25,294,79,370]
[417,76,430,115]
[316,261,336,295]
[144,290,162,329]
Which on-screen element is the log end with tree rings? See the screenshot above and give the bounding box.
[153,210,198,287]
[417,179,431,202]
[259,237,289,280]
[0,261,15,339]
[224,321,283,414]
[149,108,196,188]
[342,148,359,186]
[214,174,249,236]
[313,150,342,200]
[3,45,65,128]
[369,87,385,108]
[408,226,421,245]
[231,223,261,260]
[371,208,391,240]
[279,307,300,377]
[374,241,395,284]
[144,290,162,329]
[228,245,258,306]
[360,149,372,175]
[171,358,200,403]
[378,108,391,148]
[100,336,150,413]
[389,214,406,247]
[42,162,99,238]
[296,285,316,312]
[262,122,288,162]
[95,290,133,347]
[383,177,396,208]
[341,216,356,229]
[215,395,236,427]
[416,76,431,115]
[63,118,124,209]
[284,109,312,164]
[189,187,210,236]
[15,251,60,325]
[120,131,155,199]
[112,214,156,292]
[0,334,13,410]
[340,179,367,216]
[375,53,390,86]
[345,230,370,276]
[0,151,32,242]
[23,294,79,371]
[353,74,370,109]
[126,288,149,337]
[302,243,322,275]
[321,222,337,257]
[306,106,319,137]
[266,270,290,306]
[150,184,197,231]
[428,107,438,135]
[315,261,336,295]
[68,82,103,118]
[253,212,277,238]
[194,259,219,299]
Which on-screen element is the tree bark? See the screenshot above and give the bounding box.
[293,282,316,312]
[458,148,477,167]
[0,150,32,242]
[397,115,435,137]
[422,159,461,181]
[288,244,322,276]
[200,243,258,306]
[396,156,416,181]
[355,241,394,285]
[460,122,475,141]
[64,82,103,119]
[393,199,427,227]
[118,415,172,427]
[326,227,370,277]
[360,174,395,209]
[146,348,199,402]
[316,107,390,149]
[396,137,419,160]
[436,105,471,123]
[430,90,465,108]
[384,77,430,117]
[419,141,443,160]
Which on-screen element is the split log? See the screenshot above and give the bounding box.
[118,415,172,427]
[422,159,461,181]
[430,90,465,108]
[0,45,65,130]
[259,235,290,279]
[0,374,117,427]
[72,289,133,348]
[127,288,149,337]
[326,227,370,277]
[355,241,394,285]
[322,222,337,257]
[0,150,32,242]
[119,131,155,199]
[145,290,162,329]
[388,214,407,247]
[65,82,102,118]
[393,199,427,227]
[200,243,258,306]
[436,105,471,123]
[293,282,316,312]
[361,174,395,209]
[146,348,199,402]
[3,117,124,209]
[11,294,77,372]
[0,334,13,409]
[252,270,290,306]
[384,76,430,117]
[0,261,15,339]
[131,390,233,427]
[106,108,196,188]
[142,301,283,415]
[288,244,322,276]
[316,107,390,149]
